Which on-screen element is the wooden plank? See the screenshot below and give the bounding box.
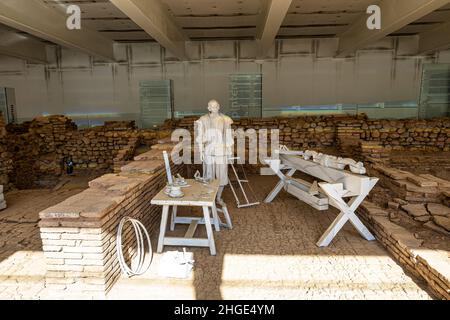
[174,217,205,225]
[163,237,209,247]
[286,184,329,211]
[184,220,199,238]
[280,154,368,196]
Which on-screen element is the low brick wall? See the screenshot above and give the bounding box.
[358,202,450,300]
[38,143,183,298]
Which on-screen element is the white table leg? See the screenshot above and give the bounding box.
[264,168,296,203]
[348,210,375,241]
[317,211,350,247]
[157,205,170,253]
[212,204,220,232]
[170,206,178,231]
[221,203,233,229]
[317,181,376,247]
[202,206,216,256]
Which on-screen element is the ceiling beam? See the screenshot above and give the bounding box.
[337,0,450,57]
[0,0,115,61]
[0,30,47,63]
[419,20,450,53]
[256,0,293,57]
[110,0,187,60]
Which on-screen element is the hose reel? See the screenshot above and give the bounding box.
[116,217,153,277]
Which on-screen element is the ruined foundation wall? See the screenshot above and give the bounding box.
[4,116,172,188]
[169,115,450,166]
[170,115,450,151]
[358,202,450,300]
[4,114,449,189]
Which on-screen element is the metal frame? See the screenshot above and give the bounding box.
[228,157,260,208]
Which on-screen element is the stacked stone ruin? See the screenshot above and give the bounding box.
[368,165,450,234]
[2,115,172,188]
[358,201,449,300]
[1,114,449,299]
[169,115,449,155]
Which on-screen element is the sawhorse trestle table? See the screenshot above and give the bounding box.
[265,153,379,247]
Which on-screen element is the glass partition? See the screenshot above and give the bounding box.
[419,64,450,119]
[229,74,262,118]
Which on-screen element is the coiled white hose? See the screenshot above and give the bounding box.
[116,217,153,277]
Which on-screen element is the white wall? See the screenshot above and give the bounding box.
[0,37,449,121]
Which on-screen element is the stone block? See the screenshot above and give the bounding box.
[427,203,450,217]
[433,216,450,232]
[401,204,430,218]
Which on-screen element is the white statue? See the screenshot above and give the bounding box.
[195,100,234,187]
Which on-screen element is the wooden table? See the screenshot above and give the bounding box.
[265,153,379,247]
[151,179,221,255]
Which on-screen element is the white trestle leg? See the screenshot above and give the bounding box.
[263,152,379,247]
[316,181,377,247]
[216,186,233,229]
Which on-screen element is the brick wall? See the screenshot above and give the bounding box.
[38,142,184,298]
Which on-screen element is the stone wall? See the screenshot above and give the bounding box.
[38,142,183,298]
[169,115,450,158]
[4,116,171,189]
[0,113,12,190]
[3,114,449,189]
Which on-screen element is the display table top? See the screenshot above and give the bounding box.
[151,179,220,207]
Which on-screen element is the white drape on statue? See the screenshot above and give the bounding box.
[195,113,234,186]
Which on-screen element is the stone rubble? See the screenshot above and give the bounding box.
[358,201,450,300]
[370,164,448,203]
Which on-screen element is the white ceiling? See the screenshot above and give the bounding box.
[16,0,450,42]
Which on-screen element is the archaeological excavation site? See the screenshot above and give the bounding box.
[0,0,449,305]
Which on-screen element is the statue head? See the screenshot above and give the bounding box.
[207,100,220,114]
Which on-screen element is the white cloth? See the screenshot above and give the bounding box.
[158,251,194,279]
[195,113,234,186]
